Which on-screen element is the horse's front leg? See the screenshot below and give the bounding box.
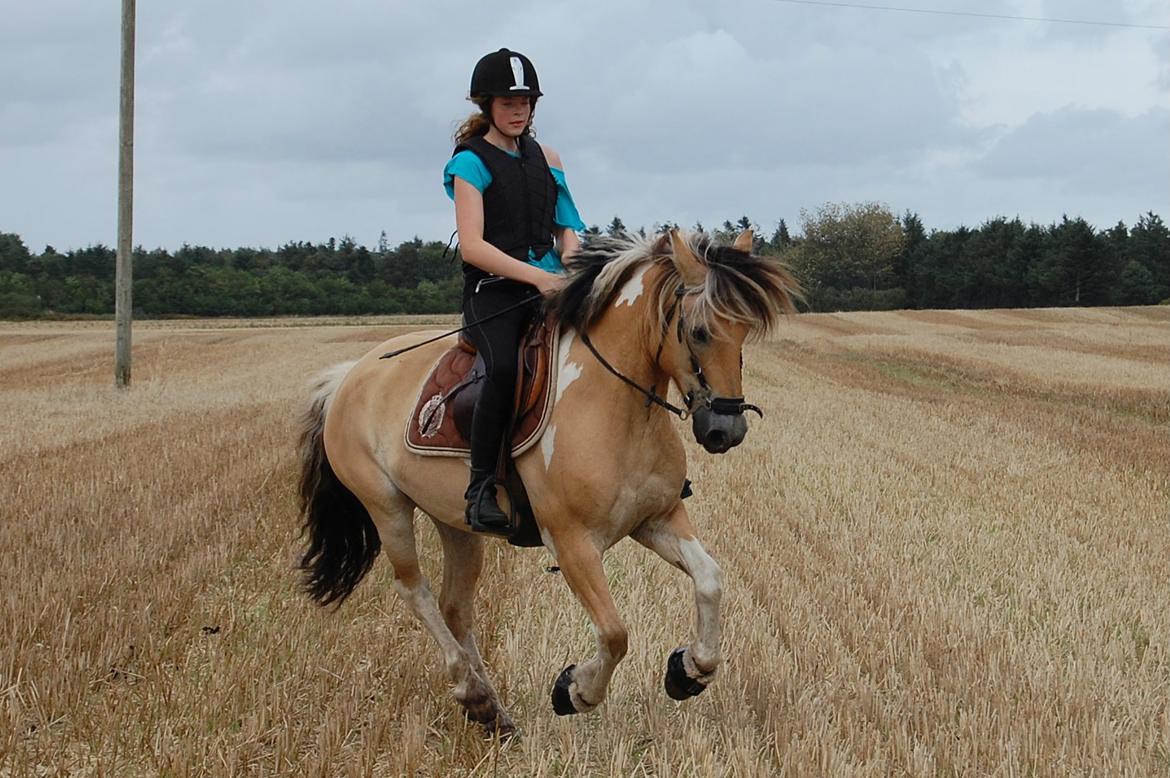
[545,530,628,715]
[632,503,723,700]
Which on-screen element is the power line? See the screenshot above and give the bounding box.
[769,0,1170,31]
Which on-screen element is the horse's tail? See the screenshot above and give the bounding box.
[297,360,381,608]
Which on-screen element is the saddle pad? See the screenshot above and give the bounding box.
[404,322,561,458]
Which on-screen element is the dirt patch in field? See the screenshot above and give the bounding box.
[764,341,972,406]
[895,310,1037,331]
[323,325,437,344]
[787,313,900,337]
[768,341,1169,428]
[1123,306,1170,323]
[0,331,279,391]
[0,341,111,389]
[957,330,1170,365]
[997,307,1169,327]
[0,333,72,347]
[325,328,393,343]
[766,341,1170,482]
[982,393,1170,478]
[995,309,1080,324]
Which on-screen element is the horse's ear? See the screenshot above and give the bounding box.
[652,232,670,256]
[668,229,706,286]
[733,229,753,253]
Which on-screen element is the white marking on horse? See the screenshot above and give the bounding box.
[540,528,557,559]
[614,265,650,308]
[542,424,557,470]
[556,330,583,403]
[677,536,723,678]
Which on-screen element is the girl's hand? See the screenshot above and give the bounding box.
[533,271,566,297]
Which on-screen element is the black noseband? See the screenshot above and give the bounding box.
[708,396,764,417]
[686,392,764,418]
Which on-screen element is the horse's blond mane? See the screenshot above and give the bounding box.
[548,231,801,339]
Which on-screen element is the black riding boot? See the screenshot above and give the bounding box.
[465,467,511,534]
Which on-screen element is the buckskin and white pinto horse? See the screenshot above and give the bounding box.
[296,229,799,735]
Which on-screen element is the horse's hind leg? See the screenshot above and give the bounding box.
[367,500,513,736]
[632,503,723,700]
[431,520,514,732]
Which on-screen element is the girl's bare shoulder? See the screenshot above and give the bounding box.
[538,142,563,168]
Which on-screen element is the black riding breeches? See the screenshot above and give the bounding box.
[462,279,539,474]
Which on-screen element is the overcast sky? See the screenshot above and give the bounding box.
[2,0,1167,252]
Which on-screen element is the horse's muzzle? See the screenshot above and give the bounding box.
[691,407,748,454]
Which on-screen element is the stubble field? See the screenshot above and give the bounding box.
[1,307,1168,777]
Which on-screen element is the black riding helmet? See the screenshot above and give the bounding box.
[470,48,542,98]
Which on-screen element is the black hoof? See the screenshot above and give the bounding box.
[551,664,579,716]
[481,717,518,741]
[664,648,708,701]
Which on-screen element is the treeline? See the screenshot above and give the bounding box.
[1,208,1168,319]
[773,206,1170,311]
[0,234,462,318]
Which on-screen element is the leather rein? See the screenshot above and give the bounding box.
[578,286,763,421]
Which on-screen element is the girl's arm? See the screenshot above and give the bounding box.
[454,177,562,294]
[557,226,580,262]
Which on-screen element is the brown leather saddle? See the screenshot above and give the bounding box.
[405,316,559,458]
[404,317,560,547]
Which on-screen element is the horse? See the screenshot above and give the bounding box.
[296,228,799,736]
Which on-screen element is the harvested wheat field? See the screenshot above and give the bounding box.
[2,307,1169,777]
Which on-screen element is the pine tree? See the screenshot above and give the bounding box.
[1130,212,1170,301]
[1034,217,1107,306]
[769,219,792,250]
[893,211,924,303]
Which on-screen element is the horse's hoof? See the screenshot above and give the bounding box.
[481,714,518,741]
[551,664,579,716]
[461,694,500,726]
[664,647,708,701]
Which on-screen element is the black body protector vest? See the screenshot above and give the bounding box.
[453,134,557,292]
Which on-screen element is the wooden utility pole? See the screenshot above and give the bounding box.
[114,0,135,388]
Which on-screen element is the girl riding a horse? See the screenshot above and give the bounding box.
[445,47,585,535]
[296,49,801,739]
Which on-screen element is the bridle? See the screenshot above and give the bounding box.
[578,285,764,421]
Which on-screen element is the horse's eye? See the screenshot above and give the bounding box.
[692,327,710,345]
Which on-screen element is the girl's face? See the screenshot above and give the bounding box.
[490,96,533,138]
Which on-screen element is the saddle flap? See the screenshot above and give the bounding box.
[517,318,554,421]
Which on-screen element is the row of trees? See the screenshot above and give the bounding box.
[0,234,462,317]
[783,205,1170,311]
[1,209,1167,318]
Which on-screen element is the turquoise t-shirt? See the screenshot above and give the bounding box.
[443,147,586,273]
